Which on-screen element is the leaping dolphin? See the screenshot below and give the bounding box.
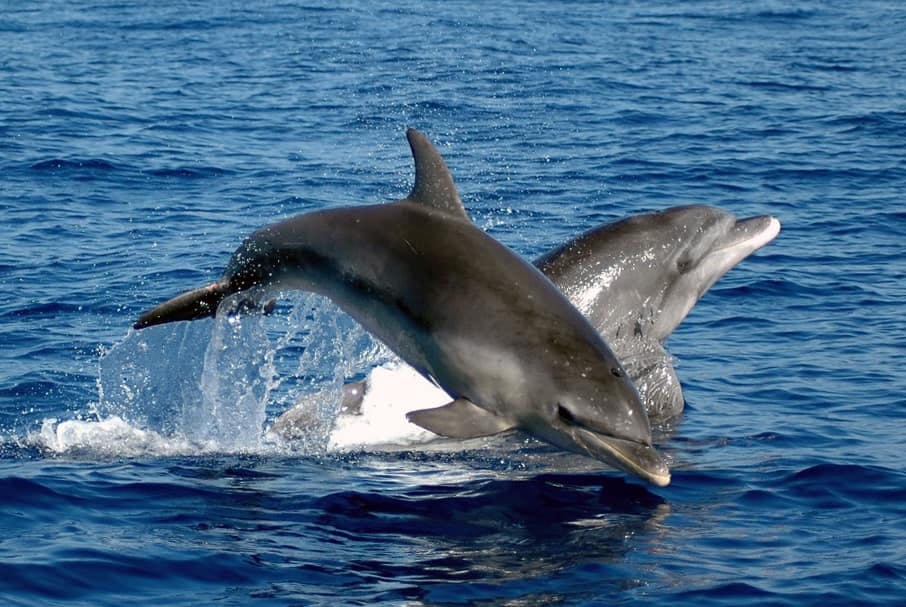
[536,204,781,418]
[134,129,672,486]
[275,204,781,437]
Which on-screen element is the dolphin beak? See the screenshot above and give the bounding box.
[133,281,231,330]
[720,215,781,256]
[687,215,780,300]
[573,427,672,487]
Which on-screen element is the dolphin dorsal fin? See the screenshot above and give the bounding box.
[405,128,470,221]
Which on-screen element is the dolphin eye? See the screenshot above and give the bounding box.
[557,404,576,424]
[677,257,692,273]
[611,367,625,378]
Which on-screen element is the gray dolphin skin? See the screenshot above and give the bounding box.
[536,206,781,346]
[134,129,671,486]
[535,205,781,418]
[313,205,781,427]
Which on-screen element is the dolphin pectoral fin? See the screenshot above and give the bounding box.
[406,398,516,439]
[133,281,231,330]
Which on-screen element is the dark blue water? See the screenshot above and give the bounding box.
[2,1,905,605]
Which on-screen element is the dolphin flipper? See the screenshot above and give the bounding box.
[406,398,516,439]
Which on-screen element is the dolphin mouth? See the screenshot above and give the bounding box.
[573,427,672,487]
[716,215,781,255]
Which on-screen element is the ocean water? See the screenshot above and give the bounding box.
[1,1,905,605]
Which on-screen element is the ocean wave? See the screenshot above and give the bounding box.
[0,551,257,603]
[3,1,905,603]
[27,158,232,182]
[145,166,232,179]
[778,463,906,504]
[29,158,121,172]
[0,476,79,509]
[25,363,443,460]
[29,416,219,458]
[0,301,87,320]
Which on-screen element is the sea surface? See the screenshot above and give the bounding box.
[1,1,905,605]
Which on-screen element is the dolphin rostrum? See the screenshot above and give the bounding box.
[275,204,781,436]
[134,129,671,486]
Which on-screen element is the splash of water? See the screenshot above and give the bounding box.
[33,293,391,457]
[326,362,445,449]
[30,295,681,459]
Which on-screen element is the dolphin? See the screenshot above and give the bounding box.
[536,205,781,349]
[134,129,672,486]
[274,204,780,436]
[535,204,781,418]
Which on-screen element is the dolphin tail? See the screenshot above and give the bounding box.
[133,281,231,330]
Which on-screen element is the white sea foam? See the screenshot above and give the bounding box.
[27,294,451,458]
[326,362,446,449]
[24,296,679,463]
[30,364,448,458]
[32,415,212,457]
[26,283,680,459]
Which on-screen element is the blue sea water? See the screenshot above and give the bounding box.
[1,1,905,605]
